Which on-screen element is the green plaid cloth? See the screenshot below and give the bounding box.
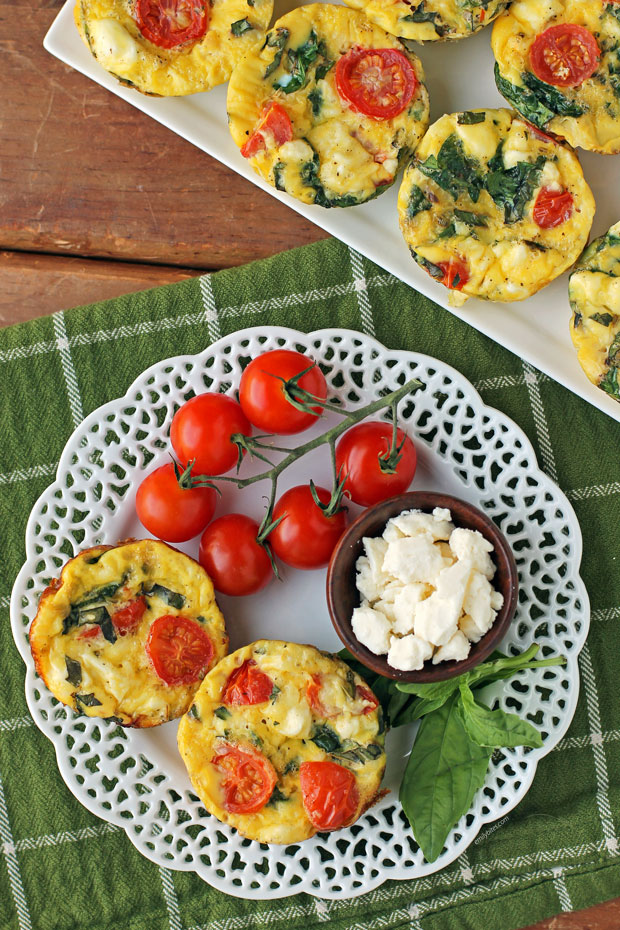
[1,237,620,930]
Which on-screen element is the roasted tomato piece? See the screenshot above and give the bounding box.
[146,615,214,686]
[437,257,469,290]
[112,596,147,636]
[240,103,293,158]
[335,47,417,120]
[306,674,339,718]
[221,659,274,705]
[533,187,575,228]
[299,760,359,830]
[135,0,209,49]
[356,685,379,714]
[212,744,277,814]
[529,24,599,88]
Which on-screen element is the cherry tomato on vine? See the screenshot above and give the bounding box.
[221,660,274,704]
[135,0,209,49]
[136,463,216,542]
[335,421,417,507]
[529,24,599,88]
[335,48,417,120]
[299,760,359,830]
[170,393,251,476]
[199,513,273,596]
[269,485,347,570]
[146,615,214,686]
[532,187,574,229]
[212,744,277,814]
[239,349,327,434]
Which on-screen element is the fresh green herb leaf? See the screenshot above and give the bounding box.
[401,0,448,37]
[457,111,486,125]
[315,60,334,81]
[214,706,231,720]
[486,142,546,223]
[522,71,585,118]
[311,723,341,753]
[64,656,82,687]
[308,87,322,117]
[273,162,286,192]
[85,554,103,565]
[188,704,201,721]
[458,682,543,748]
[273,29,321,94]
[283,759,299,775]
[74,692,102,708]
[454,208,488,227]
[263,28,289,78]
[400,694,492,862]
[465,644,566,688]
[75,582,123,607]
[591,312,615,326]
[438,222,457,239]
[418,134,484,203]
[144,585,185,609]
[494,65,555,128]
[267,786,289,805]
[270,683,281,702]
[333,742,383,765]
[607,332,620,364]
[406,185,431,220]
[600,364,620,399]
[231,17,253,36]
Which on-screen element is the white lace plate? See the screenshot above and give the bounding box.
[10,327,589,900]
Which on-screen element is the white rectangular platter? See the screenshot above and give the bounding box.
[45,0,620,422]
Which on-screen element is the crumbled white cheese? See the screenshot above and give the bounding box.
[351,507,504,669]
[278,703,312,738]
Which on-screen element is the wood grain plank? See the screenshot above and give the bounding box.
[524,898,620,930]
[0,0,327,267]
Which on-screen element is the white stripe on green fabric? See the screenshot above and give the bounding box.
[313,899,330,922]
[159,866,182,930]
[0,717,32,734]
[52,311,83,429]
[556,729,620,751]
[0,595,10,610]
[521,361,558,482]
[474,372,551,392]
[552,867,573,912]
[457,853,474,885]
[568,481,620,501]
[579,645,617,850]
[0,463,56,486]
[14,822,120,853]
[0,769,32,930]
[198,275,221,345]
[348,247,375,337]
[592,607,620,622]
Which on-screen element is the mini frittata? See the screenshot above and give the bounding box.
[30,539,228,726]
[74,0,273,96]
[227,4,430,208]
[492,0,620,154]
[177,640,385,843]
[569,221,620,403]
[397,108,595,304]
[342,0,509,43]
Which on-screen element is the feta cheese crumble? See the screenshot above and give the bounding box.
[350,508,505,671]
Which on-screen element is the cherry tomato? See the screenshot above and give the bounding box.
[239,349,327,434]
[335,421,417,507]
[170,393,251,476]
[240,103,294,158]
[529,24,599,88]
[212,744,277,814]
[112,596,147,636]
[221,660,274,704]
[299,760,359,830]
[521,120,559,144]
[269,485,347,570]
[335,48,417,120]
[135,0,209,49]
[136,463,216,542]
[199,514,273,596]
[533,186,575,228]
[78,625,101,640]
[146,615,214,686]
[306,674,338,718]
[356,685,379,715]
[437,257,469,290]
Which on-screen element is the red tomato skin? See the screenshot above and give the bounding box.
[78,625,101,640]
[306,673,339,718]
[299,760,359,830]
[112,596,147,636]
[240,103,294,158]
[438,257,469,290]
[335,48,417,120]
[135,0,209,49]
[221,660,274,704]
[239,349,327,434]
[146,614,214,686]
[212,744,277,814]
[335,421,417,507]
[136,463,216,543]
[170,393,251,476]
[532,187,575,228]
[529,24,600,88]
[199,514,273,597]
[356,685,379,714]
[269,485,347,570]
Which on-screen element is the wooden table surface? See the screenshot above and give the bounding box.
[2,0,619,925]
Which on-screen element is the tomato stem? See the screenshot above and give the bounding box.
[378,401,405,475]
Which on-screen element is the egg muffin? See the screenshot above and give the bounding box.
[569,221,620,402]
[227,4,430,208]
[397,108,595,304]
[177,640,385,843]
[342,0,509,43]
[74,0,273,95]
[493,0,620,154]
[30,540,228,726]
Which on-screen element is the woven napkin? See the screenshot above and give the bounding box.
[1,238,620,930]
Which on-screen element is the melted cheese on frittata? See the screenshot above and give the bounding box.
[569,220,620,401]
[397,108,595,303]
[492,0,620,153]
[343,0,509,42]
[74,0,272,95]
[227,4,430,207]
[29,540,228,726]
[177,640,386,844]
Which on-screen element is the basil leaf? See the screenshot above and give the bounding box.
[315,60,334,82]
[406,185,432,220]
[308,87,322,117]
[607,332,620,364]
[267,786,289,806]
[214,706,231,720]
[522,71,585,118]
[188,704,201,721]
[400,694,492,862]
[144,585,185,609]
[466,644,566,687]
[311,723,341,752]
[418,134,483,203]
[333,742,383,765]
[273,29,320,94]
[231,17,253,36]
[401,0,448,37]
[486,143,546,223]
[494,65,555,128]
[600,364,620,399]
[454,208,488,227]
[263,27,289,78]
[64,656,82,687]
[591,312,614,326]
[458,682,543,748]
[75,692,102,708]
[273,162,286,192]
[457,111,485,125]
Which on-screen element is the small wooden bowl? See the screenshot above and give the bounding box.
[326,492,518,683]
